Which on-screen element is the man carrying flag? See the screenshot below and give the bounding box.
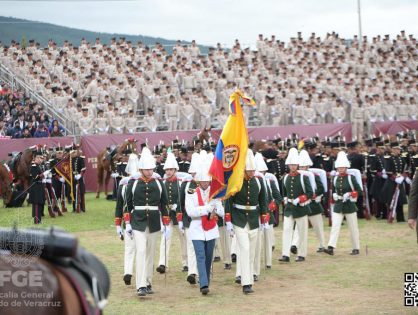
[209,90,268,294]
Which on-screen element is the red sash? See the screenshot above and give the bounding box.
[196,187,217,231]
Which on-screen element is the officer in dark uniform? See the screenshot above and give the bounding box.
[381,142,407,222]
[71,144,86,212]
[347,141,365,218]
[28,148,47,224]
[370,140,388,219]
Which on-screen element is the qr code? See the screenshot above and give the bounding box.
[405,273,418,306]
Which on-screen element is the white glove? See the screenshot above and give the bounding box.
[405,177,412,185]
[382,173,388,179]
[263,223,270,230]
[343,192,351,202]
[170,204,177,211]
[292,197,300,206]
[226,222,234,232]
[332,193,339,201]
[111,172,119,178]
[178,221,184,232]
[330,170,337,177]
[75,174,81,180]
[116,225,123,236]
[43,170,51,177]
[382,169,387,175]
[315,195,322,203]
[59,176,66,183]
[41,178,47,184]
[125,223,133,236]
[162,225,171,239]
[395,176,404,185]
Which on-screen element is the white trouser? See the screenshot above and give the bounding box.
[235,224,258,286]
[218,225,232,264]
[328,212,360,250]
[185,228,198,275]
[282,215,308,258]
[265,224,274,266]
[254,228,263,276]
[231,234,237,255]
[133,228,158,289]
[292,213,325,249]
[158,222,188,268]
[124,231,136,275]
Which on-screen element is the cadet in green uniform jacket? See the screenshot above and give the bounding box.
[325,151,363,256]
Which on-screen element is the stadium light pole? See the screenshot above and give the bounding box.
[357,0,363,45]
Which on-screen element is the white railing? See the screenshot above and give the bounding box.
[0,63,77,135]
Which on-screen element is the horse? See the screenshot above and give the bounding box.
[0,227,110,315]
[8,148,34,191]
[0,163,13,207]
[96,138,138,198]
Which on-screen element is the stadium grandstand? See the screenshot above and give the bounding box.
[0,31,416,139]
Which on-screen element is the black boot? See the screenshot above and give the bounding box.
[290,245,298,255]
[231,254,237,263]
[182,266,188,272]
[224,263,232,270]
[200,286,209,295]
[243,285,254,294]
[187,274,197,285]
[137,287,147,297]
[278,255,290,263]
[324,246,334,256]
[123,274,132,285]
[146,285,154,294]
[350,249,360,255]
[235,276,241,284]
[295,256,305,262]
[156,265,166,274]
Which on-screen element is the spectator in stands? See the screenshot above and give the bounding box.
[11,121,22,138]
[34,122,49,138]
[0,120,7,136]
[49,124,64,137]
[48,119,64,135]
[21,127,32,138]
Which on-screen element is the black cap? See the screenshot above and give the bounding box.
[347,141,358,148]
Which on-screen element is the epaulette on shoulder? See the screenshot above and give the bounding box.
[80,156,85,158]
[31,163,36,166]
[384,155,391,159]
[401,152,408,157]
[368,154,376,157]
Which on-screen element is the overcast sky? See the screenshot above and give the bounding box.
[1,0,417,47]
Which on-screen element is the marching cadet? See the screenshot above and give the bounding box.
[29,148,48,224]
[185,151,224,295]
[165,95,180,131]
[78,107,94,135]
[180,152,200,285]
[71,144,86,213]
[292,150,326,253]
[254,152,282,271]
[110,107,125,134]
[125,147,170,297]
[156,152,188,274]
[381,142,410,222]
[95,109,109,134]
[178,146,191,173]
[324,151,362,256]
[125,109,138,134]
[51,145,68,212]
[114,176,136,286]
[225,150,269,294]
[279,147,313,263]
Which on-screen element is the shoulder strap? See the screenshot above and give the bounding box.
[155,179,162,197]
[254,177,261,192]
[300,174,306,193]
[131,180,138,195]
[347,175,354,191]
[196,187,204,206]
[334,176,337,188]
[284,174,289,186]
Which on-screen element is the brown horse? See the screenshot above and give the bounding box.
[9,148,33,191]
[96,138,138,198]
[0,163,13,206]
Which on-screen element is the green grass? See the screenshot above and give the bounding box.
[1,194,416,315]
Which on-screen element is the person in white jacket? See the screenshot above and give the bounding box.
[185,151,224,295]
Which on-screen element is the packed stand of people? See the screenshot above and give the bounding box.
[0,30,416,139]
[0,81,65,138]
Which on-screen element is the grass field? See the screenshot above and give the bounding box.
[1,193,417,315]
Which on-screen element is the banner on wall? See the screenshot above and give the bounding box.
[372,120,418,135]
[0,124,353,192]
